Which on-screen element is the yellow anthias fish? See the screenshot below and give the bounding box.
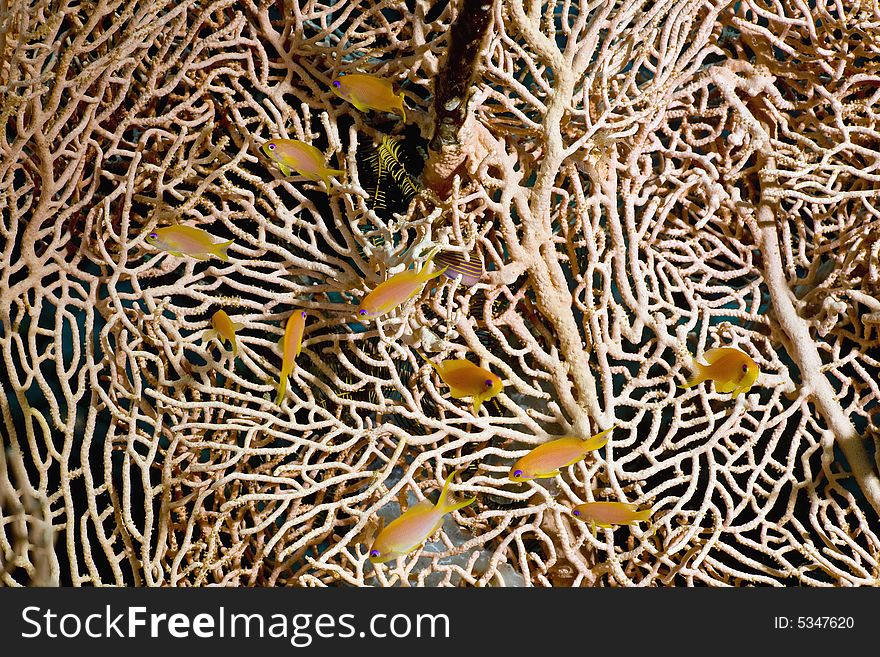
[261,138,345,190]
[330,73,407,121]
[509,425,616,482]
[358,250,448,318]
[420,351,503,415]
[369,471,475,565]
[572,501,652,530]
[678,346,760,399]
[276,310,307,405]
[145,225,234,261]
[205,309,244,357]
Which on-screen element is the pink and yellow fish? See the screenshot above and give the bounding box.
[276,310,307,405]
[145,225,234,261]
[572,502,652,533]
[330,73,407,121]
[358,251,448,318]
[261,138,345,190]
[420,351,503,415]
[368,472,475,564]
[205,310,244,357]
[509,425,616,482]
[679,346,759,399]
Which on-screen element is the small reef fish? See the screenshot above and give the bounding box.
[261,138,345,189]
[276,310,307,405]
[358,250,448,318]
[420,351,503,415]
[679,346,759,399]
[369,472,475,564]
[330,73,407,122]
[205,310,244,357]
[435,250,484,287]
[509,425,616,481]
[145,225,234,261]
[572,501,652,529]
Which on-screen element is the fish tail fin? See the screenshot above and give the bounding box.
[416,350,441,376]
[215,239,234,262]
[275,376,288,405]
[398,98,407,122]
[435,471,476,516]
[422,264,449,282]
[582,424,617,451]
[321,168,345,190]
[635,509,653,524]
[678,362,707,389]
[232,322,246,331]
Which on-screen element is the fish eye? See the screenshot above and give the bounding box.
[148,232,158,239]
[267,142,276,150]
[485,379,494,388]
[359,309,368,316]
[742,364,748,372]
[513,469,523,478]
[573,510,580,516]
[370,549,380,557]
[332,80,341,88]
[301,311,307,318]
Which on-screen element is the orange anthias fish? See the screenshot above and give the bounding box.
[368,472,475,565]
[509,425,616,482]
[330,73,407,121]
[276,310,307,405]
[145,225,234,261]
[205,310,244,357]
[358,251,448,318]
[572,501,652,530]
[420,352,503,415]
[678,346,760,399]
[261,138,345,190]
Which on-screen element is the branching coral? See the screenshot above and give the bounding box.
[1,0,879,587]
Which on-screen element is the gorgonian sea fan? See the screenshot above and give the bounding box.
[1,0,879,588]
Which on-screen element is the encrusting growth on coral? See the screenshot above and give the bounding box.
[1,0,879,588]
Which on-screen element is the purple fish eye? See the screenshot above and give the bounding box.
[370,549,380,557]
[514,469,523,478]
[267,142,276,150]
[573,510,581,516]
[742,364,748,372]
[359,309,368,316]
[301,311,307,318]
[485,379,494,388]
[332,80,341,88]
[149,232,158,239]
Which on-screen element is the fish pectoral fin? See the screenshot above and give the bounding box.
[279,162,293,176]
[446,385,470,399]
[714,379,737,393]
[351,99,371,112]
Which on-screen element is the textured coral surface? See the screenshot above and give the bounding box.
[1,0,880,587]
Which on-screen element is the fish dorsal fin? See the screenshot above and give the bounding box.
[701,347,729,364]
